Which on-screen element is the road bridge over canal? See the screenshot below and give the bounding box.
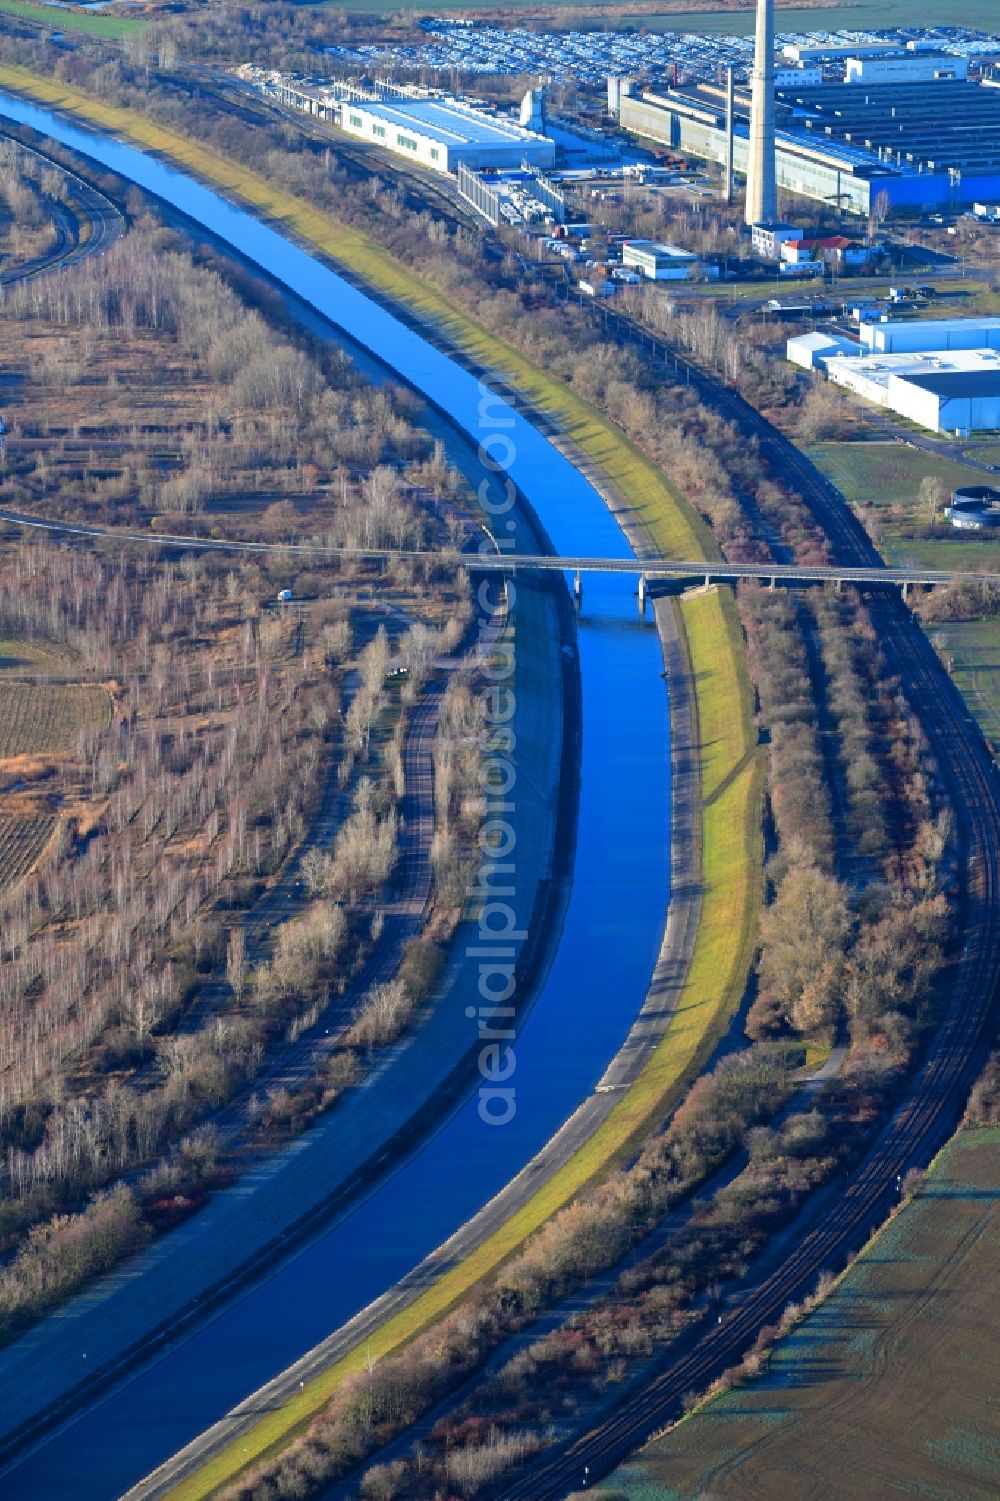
[0,508,995,604]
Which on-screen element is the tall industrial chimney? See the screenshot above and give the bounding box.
[745,0,776,225]
[724,65,735,205]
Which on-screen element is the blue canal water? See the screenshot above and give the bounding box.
[0,95,671,1498]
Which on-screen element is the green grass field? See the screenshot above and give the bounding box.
[887,536,1000,569]
[172,588,764,1501]
[0,0,144,38]
[940,618,1000,752]
[808,440,1000,570]
[599,1126,1000,1501]
[0,637,61,673]
[0,64,763,1500]
[955,289,1000,319]
[808,441,973,510]
[965,442,1000,467]
[644,0,999,33]
[313,0,997,27]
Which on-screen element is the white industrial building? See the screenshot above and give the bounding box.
[340,97,555,174]
[844,49,968,84]
[779,42,920,64]
[519,85,547,132]
[786,330,860,369]
[751,221,802,259]
[781,42,869,62]
[622,240,700,280]
[857,316,1000,356]
[788,332,1000,436]
[774,64,823,89]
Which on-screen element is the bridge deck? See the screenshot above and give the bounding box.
[0,509,996,590]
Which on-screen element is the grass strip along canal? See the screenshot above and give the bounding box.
[0,72,761,1501]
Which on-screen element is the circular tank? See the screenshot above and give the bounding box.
[948,486,1000,530]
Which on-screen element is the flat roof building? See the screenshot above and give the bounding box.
[622,240,699,279]
[782,42,895,63]
[613,76,1000,216]
[844,50,968,85]
[751,220,801,258]
[786,330,860,369]
[774,64,823,89]
[340,96,555,174]
[805,344,1000,436]
[859,317,1000,356]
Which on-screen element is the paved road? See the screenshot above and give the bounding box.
[2,505,998,591]
[0,131,123,286]
[862,409,1000,474]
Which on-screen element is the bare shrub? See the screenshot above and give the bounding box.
[445,1428,542,1496]
[346,980,413,1051]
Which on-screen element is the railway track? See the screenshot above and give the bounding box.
[498,309,1000,1500]
[0,83,989,1488]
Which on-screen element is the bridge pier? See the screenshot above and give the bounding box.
[768,576,776,591]
[638,573,647,616]
[902,579,910,602]
[573,569,582,605]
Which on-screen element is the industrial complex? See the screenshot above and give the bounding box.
[611,37,1000,217]
[339,95,554,174]
[789,317,1000,436]
[236,70,556,175]
[243,10,1000,226]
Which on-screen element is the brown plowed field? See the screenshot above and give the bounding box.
[0,681,107,758]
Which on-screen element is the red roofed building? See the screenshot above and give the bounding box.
[781,234,877,271]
